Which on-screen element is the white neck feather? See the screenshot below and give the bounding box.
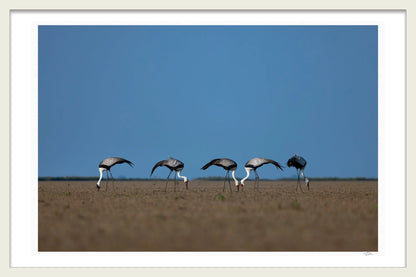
[231,170,239,187]
[301,168,309,185]
[97,167,105,186]
[177,170,188,183]
[240,167,252,185]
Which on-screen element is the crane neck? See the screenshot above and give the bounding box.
[231,170,239,187]
[177,170,188,183]
[240,167,252,185]
[301,168,309,183]
[97,167,105,187]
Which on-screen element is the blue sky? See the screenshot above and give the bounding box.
[38,25,378,179]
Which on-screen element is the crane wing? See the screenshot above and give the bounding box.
[246,157,283,171]
[151,160,168,175]
[262,158,284,171]
[167,158,184,169]
[216,158,237,169]
[99,157,134,168]
[287,155,307,168]
[201,159,218,170]
[201,158,237,170]
[151,158,184,175]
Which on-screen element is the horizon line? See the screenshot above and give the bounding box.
[38,176,378,181]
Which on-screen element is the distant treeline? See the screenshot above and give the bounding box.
[277,177,378,181]
[38,176,377,181]
[193,177,377,181]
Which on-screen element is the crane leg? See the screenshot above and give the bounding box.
[174,172,177,192]
[296,169,299,191]
[297,169,303,192]
[106,170,109,192]
[223,171,227,192]
[227,171,232,193]
[109,170,115,191]
[254,170,259,191]
[257,174,260,191]
[165,171,172,192]
[301,168,309,191]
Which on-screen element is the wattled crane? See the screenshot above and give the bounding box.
[96,157,134,192]
[240,157,284,191]
[287,154,310,191]
[151,157,188,192]
[201,158,239,192]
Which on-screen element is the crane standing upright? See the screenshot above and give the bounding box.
[151,157,188,192]
[201,158,239,192]
[97,157,134,192]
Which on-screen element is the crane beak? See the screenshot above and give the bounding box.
[185,180,188,190]
[307,180,310,191]
[96,185,100,192]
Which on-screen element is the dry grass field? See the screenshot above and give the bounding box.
[38,179,377,251]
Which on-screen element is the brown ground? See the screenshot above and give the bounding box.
[38,180,377,251]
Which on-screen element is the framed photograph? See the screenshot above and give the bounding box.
[4,1,412,275]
